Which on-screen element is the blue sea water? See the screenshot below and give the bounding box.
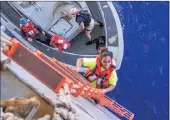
[107,2,169,120]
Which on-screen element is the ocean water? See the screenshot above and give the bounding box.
[107,2,169,120]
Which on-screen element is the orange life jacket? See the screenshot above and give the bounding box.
[84,56,116,89]
[20,22,39,38]
[50,34,70,53]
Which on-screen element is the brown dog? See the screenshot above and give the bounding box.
[1,97,40,118]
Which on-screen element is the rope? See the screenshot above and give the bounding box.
[1,30,13,51]
[54,83,78,120]
[38,83,78,120]
[1,33,12,46]
[1,36,13,46]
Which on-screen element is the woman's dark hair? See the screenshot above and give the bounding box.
[100,49,113,59]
